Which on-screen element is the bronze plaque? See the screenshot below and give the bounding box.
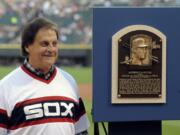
[111,25,166,104]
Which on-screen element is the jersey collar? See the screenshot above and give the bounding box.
[21,60,57,84]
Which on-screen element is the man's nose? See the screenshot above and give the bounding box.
[47,44,55,50]
[143,48,147,51]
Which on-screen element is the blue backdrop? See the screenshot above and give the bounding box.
[93,8,180,122]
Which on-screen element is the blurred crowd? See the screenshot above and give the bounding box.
[0,0,92,45]
[0,0,180,45]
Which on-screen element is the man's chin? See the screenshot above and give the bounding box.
[42,60,55,68]
[44,62,54,67]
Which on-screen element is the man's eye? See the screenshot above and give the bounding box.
[52,41,57,47]
[41,42,49,47]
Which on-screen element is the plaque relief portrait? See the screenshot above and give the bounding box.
[130,35,152,66]
[111,25,166,104]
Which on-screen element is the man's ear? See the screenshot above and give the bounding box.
[25,46,29,53]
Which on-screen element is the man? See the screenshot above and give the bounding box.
[131,36,151,66]
[0,17,89,135]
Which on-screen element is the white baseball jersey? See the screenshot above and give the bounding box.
[0,66,89,135]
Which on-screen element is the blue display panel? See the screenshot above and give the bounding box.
[93,8,180,122]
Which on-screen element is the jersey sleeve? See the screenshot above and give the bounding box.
[74,98,89,134]
[59,68,90,134]
[59,68,81,99]
[0,83,8,135]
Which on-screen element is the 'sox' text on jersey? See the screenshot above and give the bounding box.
[24,102,74,120]
[5,96,84,130]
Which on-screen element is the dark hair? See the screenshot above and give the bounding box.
[21,17,59,56]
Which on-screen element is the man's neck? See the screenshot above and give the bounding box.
[23,59,55,80]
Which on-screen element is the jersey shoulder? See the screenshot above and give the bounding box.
[0,66,22,85]
[58,68,76,83]
[57,68,80,96]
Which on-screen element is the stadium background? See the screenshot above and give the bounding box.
[0,0,180,134]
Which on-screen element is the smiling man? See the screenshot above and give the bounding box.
[0,17,89,135]
[24,27,58,73]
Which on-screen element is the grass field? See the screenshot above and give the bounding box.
[0,66,180,135]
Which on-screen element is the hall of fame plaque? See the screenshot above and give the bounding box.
[111,25,166,104]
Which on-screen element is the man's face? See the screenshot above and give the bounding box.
[25,28,58,73]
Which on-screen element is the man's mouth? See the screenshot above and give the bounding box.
[43,54,54,57]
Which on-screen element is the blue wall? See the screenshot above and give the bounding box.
[93,8,180,122]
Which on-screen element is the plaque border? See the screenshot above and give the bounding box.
[111,25,166,104]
